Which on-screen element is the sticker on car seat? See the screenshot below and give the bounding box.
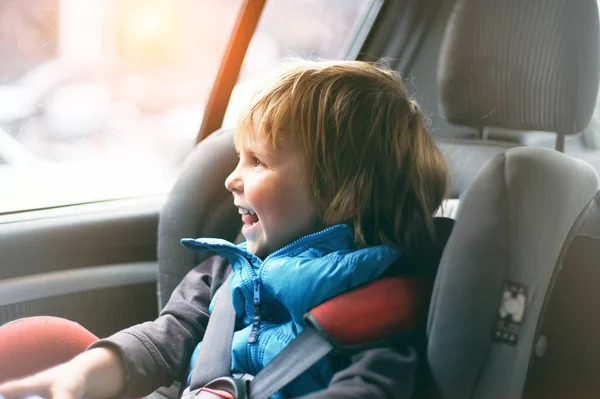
[493,281,527,345]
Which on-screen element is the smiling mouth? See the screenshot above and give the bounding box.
[241,218,259,236]
[239,207,259,232]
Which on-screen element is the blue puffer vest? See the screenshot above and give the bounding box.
[180,224,403,398]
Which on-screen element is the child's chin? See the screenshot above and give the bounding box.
[246,242,267,259]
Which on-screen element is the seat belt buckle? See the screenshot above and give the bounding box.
[180,376,251,399]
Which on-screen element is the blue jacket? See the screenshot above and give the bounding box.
[180,224,403,398]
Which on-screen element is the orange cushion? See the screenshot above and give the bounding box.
[0,317,97,383]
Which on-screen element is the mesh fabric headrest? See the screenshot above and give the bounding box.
[438,0,600,134]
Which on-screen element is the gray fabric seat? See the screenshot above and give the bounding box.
[437,0,600,203]
[153,127,458,399]
[425,0,600,398]
[440,138,519,202]
[157,127,240,310]
[427,148,599,398]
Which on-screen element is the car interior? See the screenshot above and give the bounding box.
[1,0,600,397]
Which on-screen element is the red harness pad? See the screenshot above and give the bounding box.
[306,276,428,346]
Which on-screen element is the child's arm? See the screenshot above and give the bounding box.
[88,255,231,398]
[0,347,126,399]
[0,255,230,399]
[297,346,418,399]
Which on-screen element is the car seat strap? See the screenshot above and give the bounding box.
[188,273,426,398]
[248,326,333,399]
[187,272,334,399]
[190,275,236,389]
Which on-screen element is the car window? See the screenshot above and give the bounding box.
[0,0,379,214]
[0,0,242,213]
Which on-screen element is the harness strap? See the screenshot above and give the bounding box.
[190,275,236,389]
[190,274,426,398]
[189,274,334,399]
[249,326,333,399]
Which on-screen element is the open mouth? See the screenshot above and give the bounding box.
[239,207,259,233]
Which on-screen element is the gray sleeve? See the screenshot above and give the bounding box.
[297,346,418,399]
[88,255,231,398]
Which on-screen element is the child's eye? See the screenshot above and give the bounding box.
[253,157,265,167]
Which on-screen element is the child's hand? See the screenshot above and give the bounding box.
[0,361,86,399]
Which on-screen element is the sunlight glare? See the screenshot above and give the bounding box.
[143,16,161,33]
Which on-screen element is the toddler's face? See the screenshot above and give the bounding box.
[225,132,320,258]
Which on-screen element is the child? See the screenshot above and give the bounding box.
[0,59,448,399]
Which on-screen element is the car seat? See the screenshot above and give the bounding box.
[436,0,600,216]
[155,131,455,399]
[157,127,240,311]
[425,0,600,398]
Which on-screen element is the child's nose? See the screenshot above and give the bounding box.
[225,168,243,193]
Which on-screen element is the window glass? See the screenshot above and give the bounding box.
[223,0,381,127]
[0,0,378,214]
[0,0,241,213]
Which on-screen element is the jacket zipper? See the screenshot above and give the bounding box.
[248,278,261,374]
[232,225,349,370]
[248,278,261,344]
[245,226,344,345]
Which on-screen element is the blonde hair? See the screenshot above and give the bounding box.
[236,59,448,254]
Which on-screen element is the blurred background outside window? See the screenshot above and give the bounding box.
[0,0,374,213]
